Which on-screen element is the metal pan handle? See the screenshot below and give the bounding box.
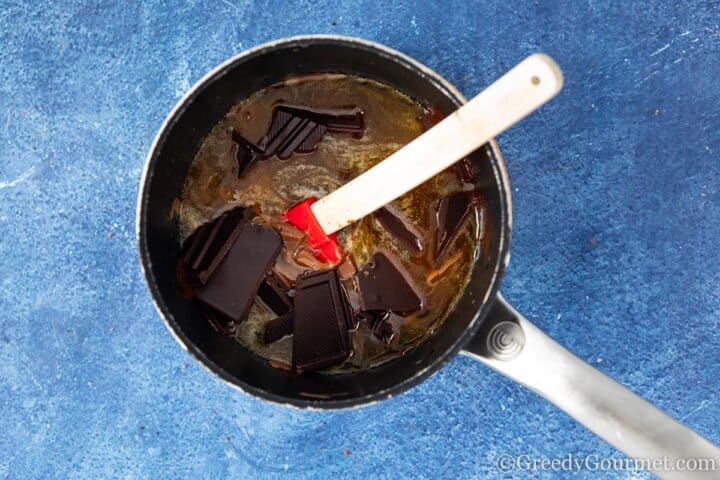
[462,293,720,479]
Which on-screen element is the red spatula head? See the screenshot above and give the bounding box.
[284,197,343,264]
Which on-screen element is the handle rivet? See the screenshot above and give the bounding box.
[486,321,525,360]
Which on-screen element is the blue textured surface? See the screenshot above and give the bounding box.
[1,1,718,479]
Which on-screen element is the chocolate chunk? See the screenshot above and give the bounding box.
[286,106,365,134]
[264,312,294,344]
[342,284,361,329]
[454,148,492,184]
[272,251,307,287]
[182,207,251,285]
[337,255,357,280]
[340,280,356,330]
[266,218,306,254]
[357,310,386,327]
[356,310,394,343]
[194,220,282,323]
[453,158,476,184]
[434,191,478,260]
[265,218,308,286]
[232,131,263,174]
[357,252,423,314]
[260,105,364,160]
[273,105,365,133]
[366,310,390,324]
[257,274,292,316]
[419,105,445,131]
[374,207,424,255]
[206,311,231,336]
[372,318,395,344]
[292,269,352,372]
[230,106,365,171]
[295,122,327,153]
[294,247,331,270]
[263,111,325,159]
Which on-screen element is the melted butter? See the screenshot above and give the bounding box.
[179,74,483,372]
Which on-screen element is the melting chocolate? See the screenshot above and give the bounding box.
[272,250,307,287]
[337,255,357,280]
[357,310,388,326]
[372,318,395,344]
[257,274,292,316]
[374,207,423,255]
[435,191,478,260]
[277,105,365,134]
[453,147,492,185]
[262,109,325,159]
[264,312,294,344]
[419,105,445,131]
[266,218,310,287]
[187,209,282,323]
[232,105,366,173]
[206,311,231,336]
[357,252,423,314]
[262,106,364,159]
[232,131,263,174]
[179,74,482,374]
[292,269,352,372]
[357,310,394,344]
[266,218,306,255]
[182,207,250,285]
[453,158,477,184]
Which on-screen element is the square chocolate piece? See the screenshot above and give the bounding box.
[292,269,352,372]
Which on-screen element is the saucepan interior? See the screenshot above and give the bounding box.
[137,36,511,408]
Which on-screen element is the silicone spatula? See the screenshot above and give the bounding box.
[285,54,563,264]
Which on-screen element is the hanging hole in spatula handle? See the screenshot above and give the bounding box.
[453,53,564,138]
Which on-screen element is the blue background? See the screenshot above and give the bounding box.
[1,1,718,479]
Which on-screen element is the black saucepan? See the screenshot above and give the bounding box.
[137,35,510,407]
[137,35,717,478]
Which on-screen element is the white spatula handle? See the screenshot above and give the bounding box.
[312,53,563,234]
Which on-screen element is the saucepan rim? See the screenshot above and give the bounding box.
[136,34,513,409]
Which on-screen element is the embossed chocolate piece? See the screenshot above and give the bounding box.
[184,207,282,323]
[292,269,352,372]
[232,105,365,174]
